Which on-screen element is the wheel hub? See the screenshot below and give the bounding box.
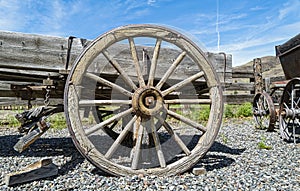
[281,108,300,119]
[132,87,164,116]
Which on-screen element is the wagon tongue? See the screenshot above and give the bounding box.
[13,105,63,153]
[14,118,50,153]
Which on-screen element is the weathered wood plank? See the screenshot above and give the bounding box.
[5,158,58,186]
[224,94,254,104]
[224,82,254,91]
[232,70,254,79]
[206,52,232,83]
[0,30,237,105]
[0,31,85,71]
[0,30,231,83]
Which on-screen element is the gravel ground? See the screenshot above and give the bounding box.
[0,118,299,190]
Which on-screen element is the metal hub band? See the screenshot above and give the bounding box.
[132,87,164,116]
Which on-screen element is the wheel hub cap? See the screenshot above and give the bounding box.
[132,87,164,116]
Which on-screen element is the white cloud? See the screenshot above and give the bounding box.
[215,36,285,53]
[147,0,156,5]
[0,0,298,67]
[279,21,300,36]
[218,13,247,26]
[124,0,147,13]
[0,0,27,31]
[250,6,266,11]
[279,0,300,20]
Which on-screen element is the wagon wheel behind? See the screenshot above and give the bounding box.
[279,78,300,142]
[64,24,223,176]
[252,91,276,131]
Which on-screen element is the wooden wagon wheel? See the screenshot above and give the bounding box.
[64,24,223,176]
[252,91,276,131]
[279,78,300,142]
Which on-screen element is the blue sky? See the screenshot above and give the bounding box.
[0,0,299,66]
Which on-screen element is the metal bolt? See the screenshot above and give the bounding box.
[145,96,155,107]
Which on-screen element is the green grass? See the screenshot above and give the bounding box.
[220,133,228,144]
[0,115,20,127]
[169,102,253,124]
[194,102,253,122]
[198,105,210,121]
[235,102,253,118]
[257,136,272,150]
[48,113,67,130]
[224,103,253,118]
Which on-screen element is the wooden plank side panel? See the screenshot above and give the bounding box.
[0,31,85,70]
[224,94,254,104]
[224,82,254,91]
[0,30,233,84]
[206,52,233,83]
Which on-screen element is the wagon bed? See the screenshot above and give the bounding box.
[276,33,300,80]
[0,25,224,176]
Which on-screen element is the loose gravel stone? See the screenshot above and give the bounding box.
[0,118,299,190]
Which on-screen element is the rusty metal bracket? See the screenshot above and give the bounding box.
[11,84,36,108]
[65,36,76,70]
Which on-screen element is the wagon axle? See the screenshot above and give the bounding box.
[281,108,300,119]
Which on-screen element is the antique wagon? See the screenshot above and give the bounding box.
[0,24,224,176]
[252,33,300,143]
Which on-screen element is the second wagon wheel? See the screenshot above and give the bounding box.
[64,24,223,176]
[279,78,300,142]
[252,91,276,131]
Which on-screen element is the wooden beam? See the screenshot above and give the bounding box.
[5,158,58,186]
[224,82,254,91]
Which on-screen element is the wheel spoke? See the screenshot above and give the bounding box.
[150,117,166,168]
[162,71,204,97]
[280,80,300,142]
[196,87,210,95]
[156,51,187,90]
[281,108,292,140]
[253,92,275,130]
[293,119,298,143]
[148,38,162,87]
[102,50,138,90]
[131,116,144,169]
[85,108,133,136]
[105,115,137,159]
[85,72,133,97]
[79,99,131,106]
[284,102,289,110]
[295,97,300,108]
[128,37,146,87]
[165,99,211,104]
[167,109,207,132]
[291,85,294,108]
[156,115,191,155]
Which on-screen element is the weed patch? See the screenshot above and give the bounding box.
[258,136,272,150]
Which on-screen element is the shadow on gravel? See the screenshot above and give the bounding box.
[210,141,246,155]
[0,135,85,177]
[192,141,246,172]
[0,135,245,177]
